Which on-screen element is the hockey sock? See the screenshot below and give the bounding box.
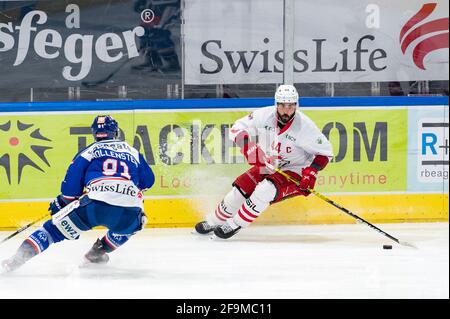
[14,224,56,263]
[232,180,276,228]
[207,187,245,225]
[4,219,73,270]
[100,231,131,253]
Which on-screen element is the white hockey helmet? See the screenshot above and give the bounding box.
[275,84,299,104]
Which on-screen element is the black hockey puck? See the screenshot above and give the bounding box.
[383,244,392,249]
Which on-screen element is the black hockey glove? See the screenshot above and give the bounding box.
[49,195,72,215]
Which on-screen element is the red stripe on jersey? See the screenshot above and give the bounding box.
[238,210,253,223]
[242,204,258,219]
[311,155,330,170]
[278,119,293,136]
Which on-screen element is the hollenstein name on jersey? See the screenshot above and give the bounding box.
[91,149,139,167]
[84,141,140,166]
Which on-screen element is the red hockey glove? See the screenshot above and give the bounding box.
[241,141,268,167]
[298,166,318,196]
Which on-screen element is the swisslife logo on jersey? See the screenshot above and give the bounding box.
[418,118,449,182]
[0,120,52,184]
[400,3,449,70]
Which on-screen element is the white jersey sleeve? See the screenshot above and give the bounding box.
[297,113,333,160]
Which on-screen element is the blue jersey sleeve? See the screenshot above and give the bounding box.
[137,153,155,190]
[61,152,91,198]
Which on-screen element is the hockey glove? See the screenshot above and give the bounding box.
[241,141,268,168]
[298,167,318,196]
[49,195,73,215]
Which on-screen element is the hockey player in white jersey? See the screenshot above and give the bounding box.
[195,85,333,239]
[2,115,155,272]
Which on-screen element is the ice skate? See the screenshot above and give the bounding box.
[82,239,109,266]
[1,257,24,273]
[194,221,216,235]
[1,241,36,273]
[213,221,242,239]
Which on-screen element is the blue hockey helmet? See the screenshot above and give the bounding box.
[91,115,119,141]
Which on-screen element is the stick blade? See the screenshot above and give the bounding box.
[399,241,418,249]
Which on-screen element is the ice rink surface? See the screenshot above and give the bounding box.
[0,222,448,299]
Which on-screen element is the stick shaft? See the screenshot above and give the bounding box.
[0,215,48,244]
[271,166,402,244]
[308,189,401,244]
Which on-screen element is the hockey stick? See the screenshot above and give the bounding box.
[0,198,80,245]
[266,163,417,249]
[0,214,48,245]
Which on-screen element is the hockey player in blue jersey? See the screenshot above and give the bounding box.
[1,115,155,272]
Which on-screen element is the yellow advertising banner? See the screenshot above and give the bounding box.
[0,109,447,229]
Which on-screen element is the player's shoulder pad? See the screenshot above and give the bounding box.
[121,141,142,163]
[297,111,319,129]
[250,105,274,121]
[70,142,97,161]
